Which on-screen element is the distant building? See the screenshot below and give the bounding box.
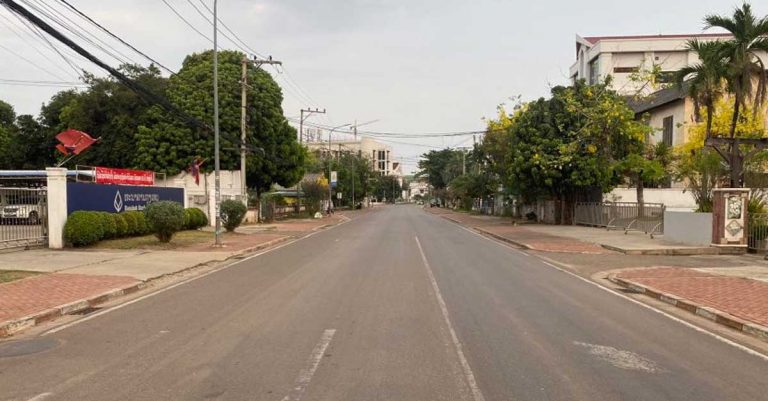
[305,136,402,179]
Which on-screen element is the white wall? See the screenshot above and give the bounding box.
[158,170,245,226]
[605,188,697,211]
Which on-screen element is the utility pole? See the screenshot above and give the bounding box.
[240,55,281,202]
[213,0,221,246]
[299,108,325,144]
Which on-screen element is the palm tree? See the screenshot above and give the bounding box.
[674,40,728,139]
[705,3,768,139]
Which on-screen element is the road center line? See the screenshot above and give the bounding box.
[280,329,336,401]
[415,236,486,401]
[25,393,54,401]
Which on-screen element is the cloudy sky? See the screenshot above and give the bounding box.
[0,0,759,173]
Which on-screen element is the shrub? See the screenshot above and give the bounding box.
[113,214,129,238]
[195,208,208,228]
[98,212,117,239]
[121,211,138,236]
[188,208,208,229]
[131,211,150,235]
[144,201,185,242]
[64,211,103,247]
[220,199,247,232]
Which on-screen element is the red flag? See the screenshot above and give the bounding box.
[189,158,205,186]
[55,129,98,155]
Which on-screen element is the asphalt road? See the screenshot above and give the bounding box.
[1,206,767,400]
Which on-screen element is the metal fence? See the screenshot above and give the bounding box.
[0,187,48,249]
[748,213,768,252]
[574,202,665,237]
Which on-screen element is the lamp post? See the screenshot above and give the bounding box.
[212,0,222,246]
[327,123,351,212]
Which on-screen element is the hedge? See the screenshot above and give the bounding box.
[64,211,104,247]
[113,213,129,237]
[98,212,117,239]
[121,211,139,236]
[184,208,208,230]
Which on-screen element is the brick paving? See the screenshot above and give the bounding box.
[0,273,138,323]
[617,267,768,327]
[183,232,287,252]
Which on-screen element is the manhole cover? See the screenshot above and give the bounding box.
[0,338,60,358]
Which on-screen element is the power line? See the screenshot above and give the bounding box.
[0,41,69,80]
[0,78,86,87]
[159,0,212,44]
[56,0,175,74]
[195,0,265,58]
[288,118,491,138]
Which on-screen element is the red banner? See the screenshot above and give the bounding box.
[94,167,155,186]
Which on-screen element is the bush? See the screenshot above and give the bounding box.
[144,201,185,242]
[121,211,138,236]
[64,211,103,247]
[183,208,208,230]
[113,214,129,238]
[131,211,150,235]
[98,212,117,239]
[220,199,247,232]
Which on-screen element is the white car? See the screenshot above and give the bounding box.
[0,189,45,224]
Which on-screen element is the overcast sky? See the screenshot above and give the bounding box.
[0,0,760,173]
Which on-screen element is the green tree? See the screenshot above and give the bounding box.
[135,50,306,193]
[416,149,464,193]
[705,3,768,139]
[372,174,403,203]
[0,100,14,168]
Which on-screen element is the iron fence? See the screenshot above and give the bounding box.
[748,213,768,252]
[0,187,48,249]
[574,202,665,236]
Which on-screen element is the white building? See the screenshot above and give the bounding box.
[569,33,742,96]
[306,136,402,180]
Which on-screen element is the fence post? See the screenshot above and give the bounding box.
[46,167,67,249]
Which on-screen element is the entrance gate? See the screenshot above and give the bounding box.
[0,186,48,250]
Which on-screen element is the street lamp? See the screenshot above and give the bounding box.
[328,123,351,212]
[213,0,221,246]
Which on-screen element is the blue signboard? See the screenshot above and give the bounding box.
[67,182,184,214]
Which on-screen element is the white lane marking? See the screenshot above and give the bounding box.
[574,341,661,373]
[43,218,353,336]
[25,393,54,401]
[280,329,336,401]
[434,214,768,363]
[415,236,486,401]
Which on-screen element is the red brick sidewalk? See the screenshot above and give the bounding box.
[617,267,768,327]
[0,273,138,323]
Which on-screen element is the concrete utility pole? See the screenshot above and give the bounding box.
[213,0,221,246]
[299,108,325,144]
[240,55,281,201]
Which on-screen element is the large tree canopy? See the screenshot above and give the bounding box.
[135,50,306,192]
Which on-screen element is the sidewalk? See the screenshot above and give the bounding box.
[611,266,768,339]
[426,207,735,255]
[0,213,350,337]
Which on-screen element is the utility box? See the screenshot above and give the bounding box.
[711,188,749,248]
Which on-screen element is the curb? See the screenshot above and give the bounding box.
[0,281,146,338]
[0,235,295,338]
[601,244,742,256]
[473,226,531,249]
[608,274,768,341]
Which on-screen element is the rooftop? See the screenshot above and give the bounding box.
[582,33,732,45]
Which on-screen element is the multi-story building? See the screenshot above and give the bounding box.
[305,136,402,179]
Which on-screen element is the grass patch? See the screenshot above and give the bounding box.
[91,230,227,250]
[0,270,41,283]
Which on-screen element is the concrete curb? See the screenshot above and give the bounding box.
[601,244,742,256]
[0,235,296,338]
[608,274,768,341]
[0,281,147,338]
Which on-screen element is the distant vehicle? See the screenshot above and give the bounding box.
[0,189,45,224]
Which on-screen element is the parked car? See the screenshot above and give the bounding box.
[0,189,45,224]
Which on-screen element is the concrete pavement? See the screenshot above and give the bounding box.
[0,205,766,400]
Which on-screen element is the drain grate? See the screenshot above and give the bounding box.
[70,306,102,315]
[618,287,641,294]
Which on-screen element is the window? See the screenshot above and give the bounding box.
[662,116,673,146]
[589,58,600,85]
[613,66,639,74]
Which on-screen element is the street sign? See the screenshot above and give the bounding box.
[337,192,342,199]
[330,171,338,188]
